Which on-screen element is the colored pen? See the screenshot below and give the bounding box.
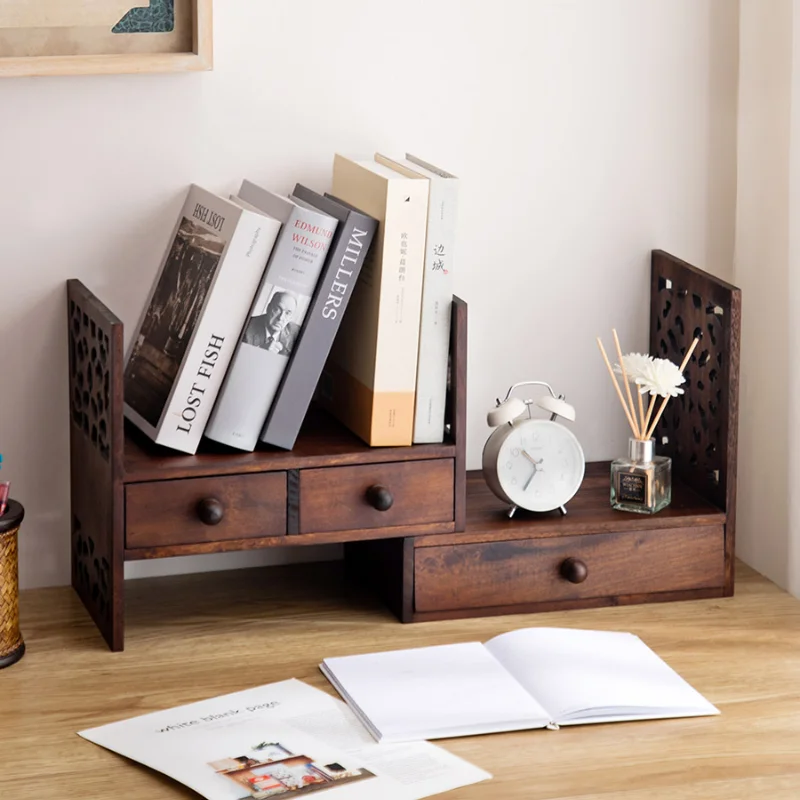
[0,482,9,517]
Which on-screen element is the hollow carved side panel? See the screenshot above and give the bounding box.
[71,515,111,629]
[67,279,125,650]
[650,252,741,514]
[69,298,112,461]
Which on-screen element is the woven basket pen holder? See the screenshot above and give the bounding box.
[0,500,25,668]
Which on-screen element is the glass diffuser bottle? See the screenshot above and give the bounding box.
[610,437,671,514]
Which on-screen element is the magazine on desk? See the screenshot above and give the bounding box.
[321,627,719,743]
[78,679,490,800]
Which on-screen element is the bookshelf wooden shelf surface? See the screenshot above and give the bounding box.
[67,251,739,652]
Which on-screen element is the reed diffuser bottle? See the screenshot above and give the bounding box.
[597,329,699,515]
[610,437,671,514]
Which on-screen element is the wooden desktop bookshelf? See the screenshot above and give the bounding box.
[348,252,740,621]
[67,251,739,651]
[67,281,467,651]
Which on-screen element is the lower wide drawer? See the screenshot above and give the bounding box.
[126,472,287,549]
[414,525,725,612]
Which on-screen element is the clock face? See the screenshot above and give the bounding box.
[496,419,585,512]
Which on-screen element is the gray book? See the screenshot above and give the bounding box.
[204,181,338,451]
[259,186,378,450]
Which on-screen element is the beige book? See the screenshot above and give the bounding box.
[322,154,429,446]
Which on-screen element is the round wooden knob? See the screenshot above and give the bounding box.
[196,497,225,526]
[560,557,588,584]
[366,485,394,511]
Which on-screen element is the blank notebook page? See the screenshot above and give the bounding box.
[322,642,551,740]
[485,627,718,722]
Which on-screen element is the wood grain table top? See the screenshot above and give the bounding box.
[1,559,797,799]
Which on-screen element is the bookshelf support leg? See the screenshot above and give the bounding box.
[67,280,126,651]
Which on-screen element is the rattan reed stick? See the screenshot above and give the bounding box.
[644,337,701,440]
[597,337,639,438]
[612,329,640,439]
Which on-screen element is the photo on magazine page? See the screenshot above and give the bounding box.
[241,282,311,359]
[208,737,375,799]
[124,217,224,426]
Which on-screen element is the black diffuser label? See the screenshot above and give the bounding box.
[618,472,647,504]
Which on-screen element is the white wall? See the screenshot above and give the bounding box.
[734,0,792,589]
[735,0,800,595]
[0,0,739,589]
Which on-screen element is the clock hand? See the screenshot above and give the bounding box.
[522,450,543,466]
[523,471,536,491]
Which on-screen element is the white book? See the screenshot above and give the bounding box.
[375,154,458,443]
[321,627,719,743]
[204,181,338,451]
[322,155,429,446]
[123,185,280,454]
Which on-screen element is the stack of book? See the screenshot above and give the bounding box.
[122,153,460,455]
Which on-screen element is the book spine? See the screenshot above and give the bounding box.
[412,177,458,443]
[368,180,429,445]
[151,211,279,454]
[204,208,337,451]
[260,212,377,450]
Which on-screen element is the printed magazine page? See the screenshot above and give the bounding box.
[79,679,490,800]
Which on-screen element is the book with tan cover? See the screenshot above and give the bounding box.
[320,155,429,446]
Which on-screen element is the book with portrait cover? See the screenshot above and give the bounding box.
[123,185,281,454]
[259,186,378,451]
[375,154,459,444]
[204,181,338,451]
[319,154,429,446]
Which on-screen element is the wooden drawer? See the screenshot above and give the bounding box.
[126,472,287,549]
[414,525,725,612]
[299,459,454,534]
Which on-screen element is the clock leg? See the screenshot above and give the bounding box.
[506,505,518,519]
[559,505,567,516]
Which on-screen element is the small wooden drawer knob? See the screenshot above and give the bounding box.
[366,484,394,512]
[560,557,588,584]
[196,497,225,526]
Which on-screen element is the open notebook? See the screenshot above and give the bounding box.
[320,627,719,742]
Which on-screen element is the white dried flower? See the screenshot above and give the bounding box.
[636,357,686,397]
[614,353,654,385]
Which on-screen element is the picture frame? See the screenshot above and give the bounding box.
[0,0,212,78]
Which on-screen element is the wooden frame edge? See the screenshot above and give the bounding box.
[0,0,213,78]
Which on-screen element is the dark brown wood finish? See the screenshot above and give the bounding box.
[122,407,456,482]
[413,525,724,613]
[68,257,740,647]
[67,280,125,651]
[345,467,729,623]
[650,251,741,595]
[408,586,726,622]
[449,296,468,531]
[298,459,454,534]
[414,467,725,548]
[344,538,415,622]
[126,472,288,549]
[125,521,455,560]
[67,283,468,649]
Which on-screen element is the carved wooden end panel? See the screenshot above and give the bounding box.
[649,252,741,592]
[67,280,126,650]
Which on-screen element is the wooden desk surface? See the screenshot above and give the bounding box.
[1,560,798,799]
